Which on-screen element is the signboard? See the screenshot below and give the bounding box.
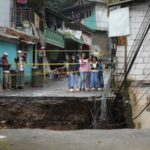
[109,7,130,37]
[82,33,92,46]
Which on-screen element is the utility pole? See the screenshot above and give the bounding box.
[124,36,127,88]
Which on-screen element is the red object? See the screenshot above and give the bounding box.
[17,0,27,4]
[2,57,10,71]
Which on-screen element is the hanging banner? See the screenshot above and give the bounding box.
[109,7,130,37]
[74,31,82,39]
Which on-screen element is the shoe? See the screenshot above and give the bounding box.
[91,88,95,91]
[76,88,80,92]
[98,88,101,91]
[69,88,74,92]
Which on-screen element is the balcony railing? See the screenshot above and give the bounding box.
[44,28,65,48]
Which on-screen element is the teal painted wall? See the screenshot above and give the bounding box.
[0,40,33,84]
[82,6,97,30]
[0,40,17,83]
[25,45,33,83]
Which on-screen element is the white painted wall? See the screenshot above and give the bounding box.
[0,0,11,27]
[96,4,108,31]
[116,2,150,81]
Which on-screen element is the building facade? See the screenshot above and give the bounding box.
[108,0,150,129]
[0,0,39,83]
[60,0,109,52]
[109,0,150,81]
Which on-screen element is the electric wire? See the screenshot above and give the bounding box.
[114,18,150,101]
[117,6,150,83]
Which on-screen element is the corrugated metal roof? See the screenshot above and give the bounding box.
[0,27,19,40]
[108,0,134,6]
[0,27,39,44]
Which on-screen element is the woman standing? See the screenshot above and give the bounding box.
[86,55,93,91]
[65,54,71,91]
[91,56,99,90]
[79,53,88,91]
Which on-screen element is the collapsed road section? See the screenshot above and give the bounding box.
[0,95,130,130]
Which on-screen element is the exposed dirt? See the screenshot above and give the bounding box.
[0,97,93,130]
[0,96,130,130]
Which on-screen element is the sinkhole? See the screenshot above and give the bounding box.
[0,96,133,130]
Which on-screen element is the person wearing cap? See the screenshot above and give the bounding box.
[2,52,11,89]
[15,50,26,89]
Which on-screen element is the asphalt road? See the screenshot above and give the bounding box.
[0,129,150,150]
[0,70,111,98]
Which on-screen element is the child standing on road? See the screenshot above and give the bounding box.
[79,53,89,91]
[65,55,71,91]
[98,59,104,90]
[86,55,93,91]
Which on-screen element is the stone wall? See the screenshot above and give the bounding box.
[129,87,150,129]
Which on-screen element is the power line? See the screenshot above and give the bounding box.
[117,6,150,83]
[114,17,150,101]
[133,101,150,121]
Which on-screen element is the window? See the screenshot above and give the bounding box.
[89,10,92,17]
[86,10,92,18]
[16,8,30,26]
[16,2,33,27]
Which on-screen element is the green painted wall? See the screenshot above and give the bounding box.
[82,6,97,30]
[25,45,33,83]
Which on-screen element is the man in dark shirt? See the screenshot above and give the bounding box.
[2,53,11,89]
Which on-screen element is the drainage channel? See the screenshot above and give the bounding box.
[0,96,131,130]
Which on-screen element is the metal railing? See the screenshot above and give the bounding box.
[44,28,65,48]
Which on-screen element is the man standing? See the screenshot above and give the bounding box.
[0,56,3,90]
[2,53,11,89]
[15,50,26,89]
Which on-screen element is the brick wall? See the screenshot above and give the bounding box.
[116,2,150,81]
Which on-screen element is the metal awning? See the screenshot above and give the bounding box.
[64,34,84,44]
[5,27,40,44]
